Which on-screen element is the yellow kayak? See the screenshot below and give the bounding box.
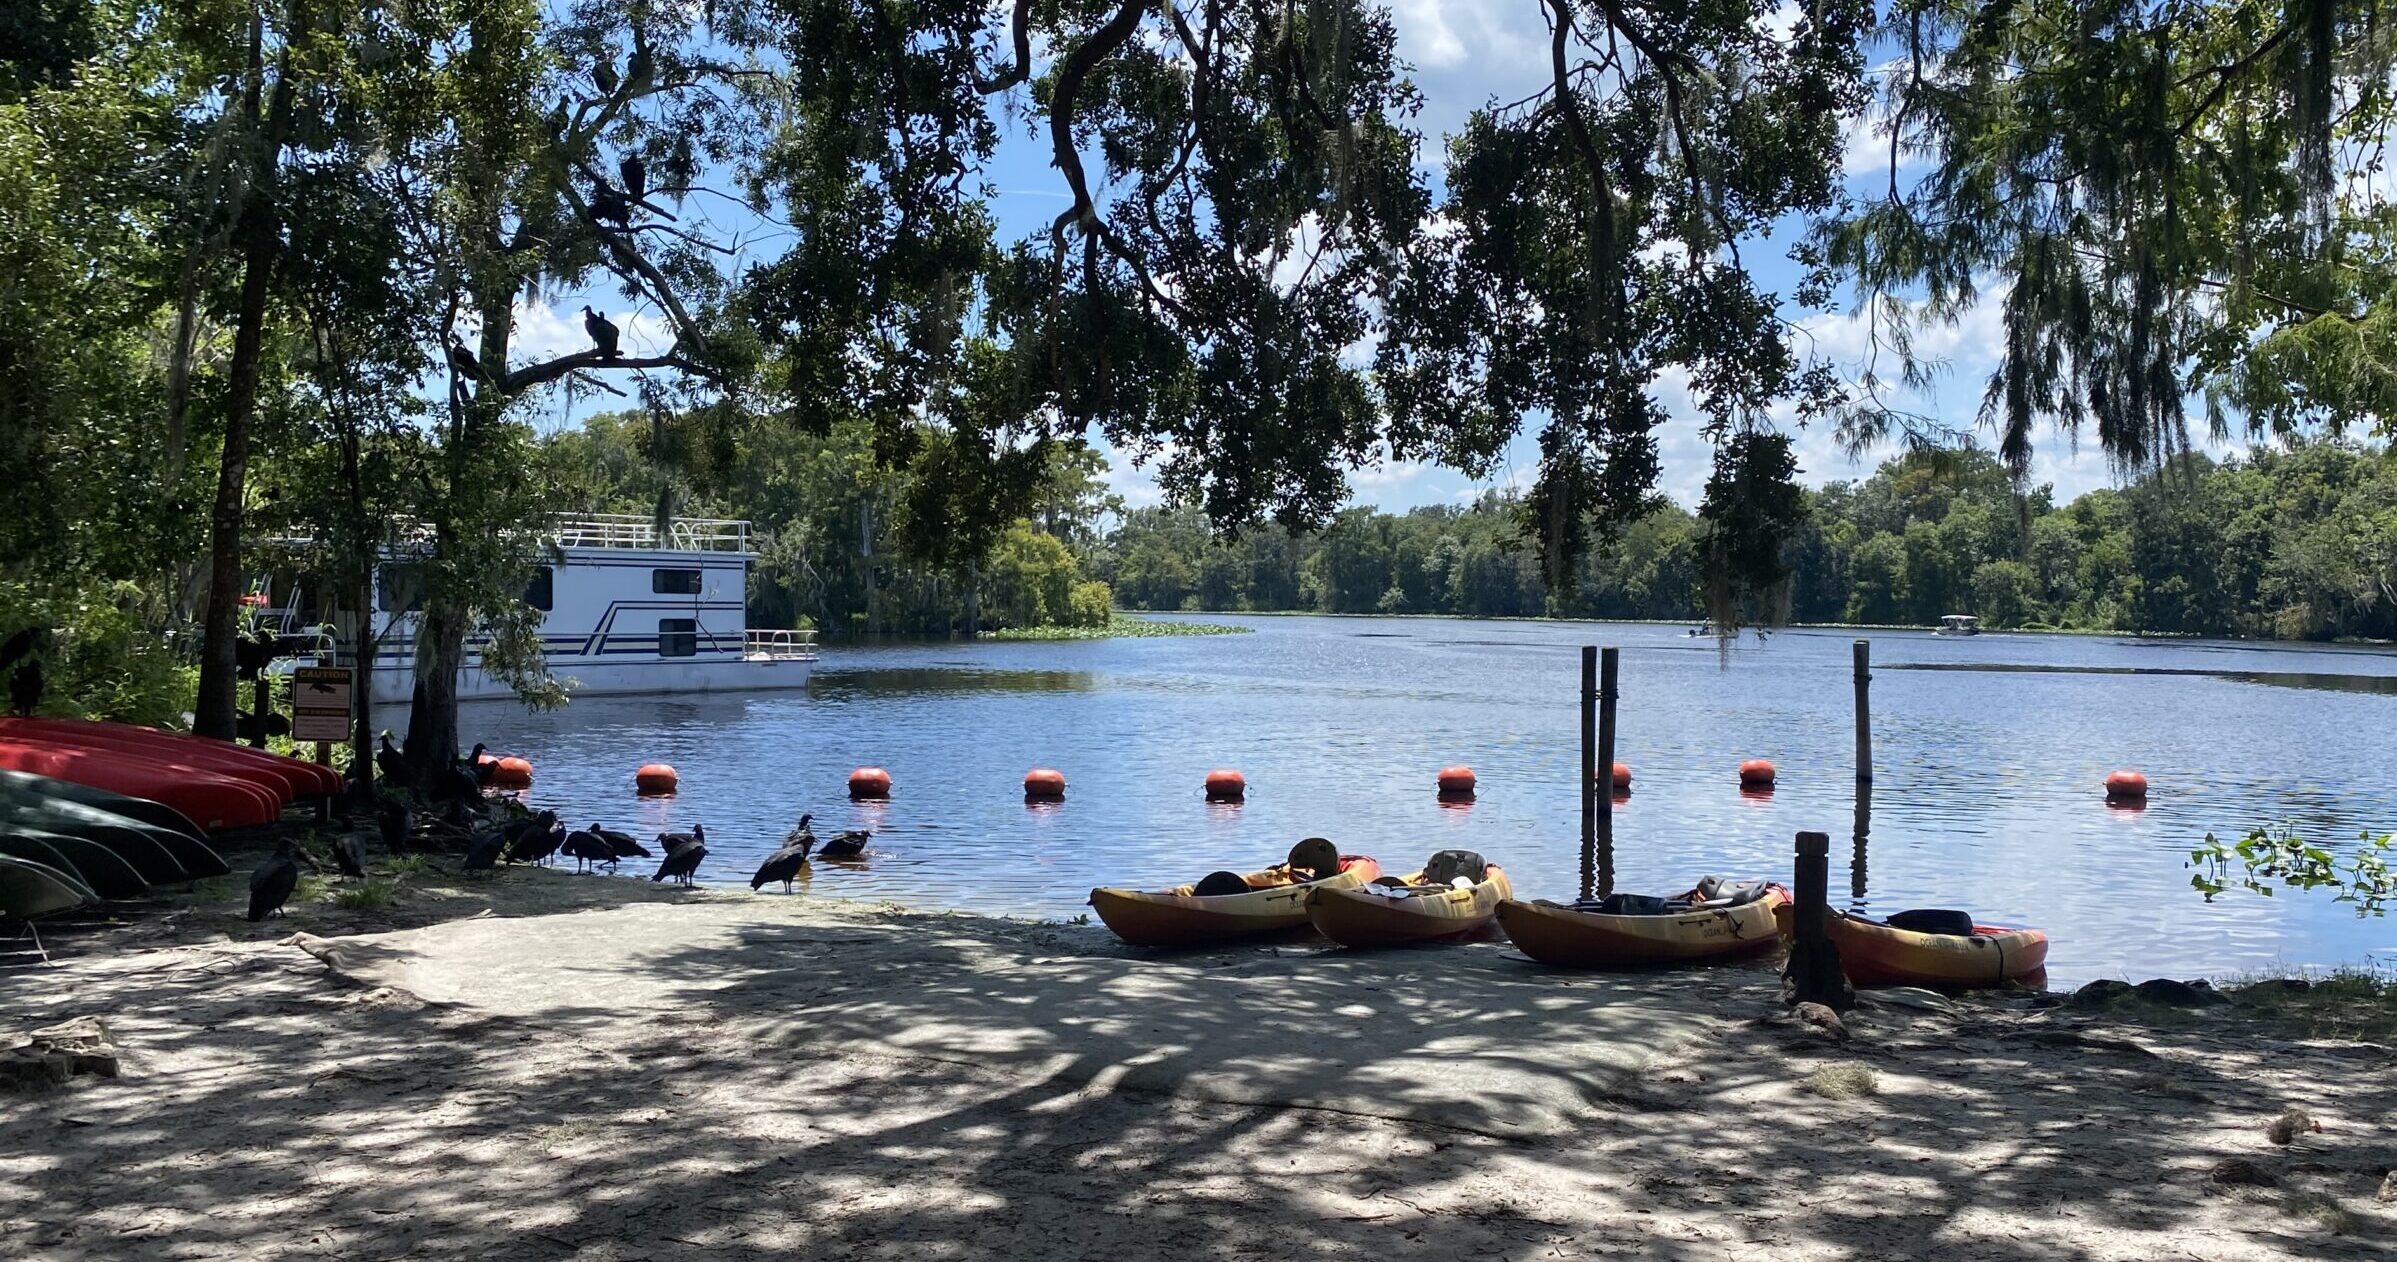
[1307,851,1511,948]
[1497,880,1788,968]
[1091,839,1380,947]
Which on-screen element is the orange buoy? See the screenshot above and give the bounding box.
[1204,768,1246,803]
[492,756,534,788]
[1024,768,1067,801]
[1610,762,1632,789]
[634,763,679,795]
[849,767,892,801]
[2105,769,2148,801]
[1437,765,1476,800]
[1738,758,1776,787]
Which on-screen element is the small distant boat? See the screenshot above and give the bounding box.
[1782,905,2048,987]
[1497,878,1788,968]
[1935,613,1981,636]
[1090,841,1380,947]
[1306,851,1511,948]
[1686,622,1715,637]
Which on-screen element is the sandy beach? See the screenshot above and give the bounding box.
[2,862,2392,1260]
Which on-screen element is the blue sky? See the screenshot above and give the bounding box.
[525,3,2236,516]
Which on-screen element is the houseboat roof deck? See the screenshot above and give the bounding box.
[550,514,751,553]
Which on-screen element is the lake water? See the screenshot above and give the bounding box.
[470,615,2397,984]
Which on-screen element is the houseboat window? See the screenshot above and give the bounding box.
[522,566,554,612]
[376,566,425,614]
[658,618,698,657]
[652,568,703,595]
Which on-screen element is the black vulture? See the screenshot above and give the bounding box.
[591,824,639,851]
[2,626,44,716]
[234,623,279,677]
[656,821,705,856]
[332,832,368,880]
[750,833,814,893]
[620,154,646,204]
[509,819,565,866]
[467,743,496,788]
[589,183,632,228]
[502,811,561,863]
[248,842,300,921]
[375,732,409,787]
[653,829,706,886]
[7,656,41,718]
[560,829,615,873]
[819,829,870,860]
[582,305,621,357]
[447,338,483,380]
[592,55,620,95]
[462,827,506,872]
[376,797,412,853]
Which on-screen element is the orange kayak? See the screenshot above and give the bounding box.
[1091,855,1381,947]
[1306,865,1511,948]
[1785,907,2049,987]
[0,741,280,831]
[1499,883,1788,968]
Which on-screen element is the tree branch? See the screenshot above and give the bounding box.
[501,352,711,395]
[976,0,1035,94]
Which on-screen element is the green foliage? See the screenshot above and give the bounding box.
[2191,826,2395,916]
[1826,0,2397,475]
[990,616,1248,642]
[0,581,195,726]
[333,876,401,910]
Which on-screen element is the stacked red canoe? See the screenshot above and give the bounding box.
[0,719,339,831]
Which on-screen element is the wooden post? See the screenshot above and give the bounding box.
[1851,780,1872,901]
[1786,830,1854,1010]
[315,742,332,823]
[1852,639,1872,783]
[251,674,271,749]
[1597,647,1618,899]
[1578,646,1596,902]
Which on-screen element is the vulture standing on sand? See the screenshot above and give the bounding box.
[462,827,507,872]
[751,821,815,894]
[377,797,412,853]
[592,824,648,859]
[819,829,871,860]
[506,814,565,866]
[653,823,706,885]
[561,829,615,873]
[248,842,300,921]
[376,732,409,787]
[332,832,368,880]
[582,305,621,358]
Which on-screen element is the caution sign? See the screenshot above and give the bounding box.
[290,666,354,743]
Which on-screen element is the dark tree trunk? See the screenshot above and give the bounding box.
[192,222,280,741]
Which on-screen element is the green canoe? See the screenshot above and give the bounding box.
[0,853,92,919]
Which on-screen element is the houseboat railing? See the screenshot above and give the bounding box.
[744,629,819,661]
[550,514,751,552]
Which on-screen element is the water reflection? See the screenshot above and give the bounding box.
[810,668,1096,697]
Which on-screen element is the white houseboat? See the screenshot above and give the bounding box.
[257,515,816,706]
[1934,613,1982,637]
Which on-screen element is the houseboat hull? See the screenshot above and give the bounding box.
[367,655,814,706]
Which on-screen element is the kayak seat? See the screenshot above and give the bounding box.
[1887,908,1977,936]
[1690,876,1770,908]
[1192,871,1252,897]
[1420,849,1487,886]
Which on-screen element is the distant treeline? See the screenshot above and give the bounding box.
[1091,443,2397,640]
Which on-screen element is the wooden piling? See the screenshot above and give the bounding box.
[1785,830,1854,1010]
[1853,639,1872,783]
[1578,646,1596,902]
[1851,779,1872,901]
[1597,647,1618,899]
